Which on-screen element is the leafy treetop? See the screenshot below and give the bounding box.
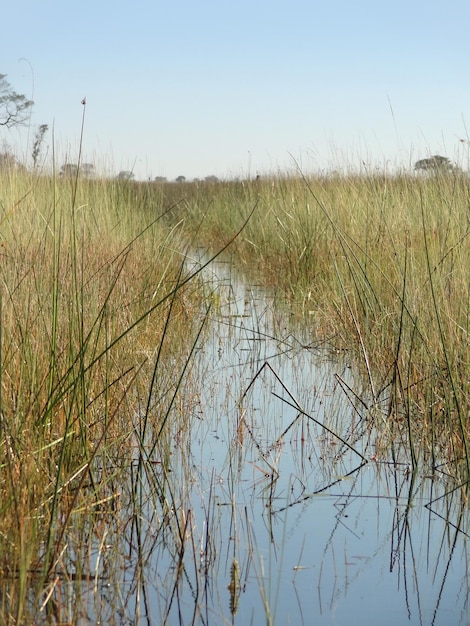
[414,155,456,172]
[0,73,33,128]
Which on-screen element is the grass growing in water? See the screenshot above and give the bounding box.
[0,166,251,623]
[2,163,470,622]
[159,171,470,473]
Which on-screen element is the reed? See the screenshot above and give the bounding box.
[0,165,218,622]
[2,159,470,621]
[159,171,470,470]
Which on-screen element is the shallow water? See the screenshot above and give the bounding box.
[78,254,470,625]
[129,253,469,626]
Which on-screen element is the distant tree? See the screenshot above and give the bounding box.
[32,124,48,167]
[117,170,134,180]
[0,150,24,171]
[81,163,95,178]
[60,163,79,177]
[0,74,33,128]
[175,175,186,183]
[414,155,455,173]
[60,162,95,178]
[154,176,167,183]
[204,175,219,183]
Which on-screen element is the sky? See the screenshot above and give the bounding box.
[2,0,470,180]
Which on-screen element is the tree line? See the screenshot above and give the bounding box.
[0,72,465,179]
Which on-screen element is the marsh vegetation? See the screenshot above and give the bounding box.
[1,166,469,624]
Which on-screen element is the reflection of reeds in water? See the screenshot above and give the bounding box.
[3,160,470,623]
[228,557,241,615]
[173,171,470,473]
[0,148,254,622]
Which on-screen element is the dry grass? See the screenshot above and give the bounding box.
[2,164,470,622]
[0,169,207,622]
[159,171,470,470]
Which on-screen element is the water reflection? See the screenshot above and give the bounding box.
[64,253,470,625]
[145,252,469,626]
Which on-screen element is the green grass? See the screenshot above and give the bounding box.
[0,168,219,622]
[1,164,470,622]
[158,171,470,470]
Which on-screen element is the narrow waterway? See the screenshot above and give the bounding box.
[83,253,470,625]
[137,252,469,626]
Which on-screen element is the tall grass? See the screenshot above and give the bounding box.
[2,161,470,622]
[0,166,225,622]
[159,171,470,472]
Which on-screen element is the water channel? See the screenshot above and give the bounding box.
[84,253,470,625]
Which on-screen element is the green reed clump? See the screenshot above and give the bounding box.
[0,168,210,623]
[159,171,470,471]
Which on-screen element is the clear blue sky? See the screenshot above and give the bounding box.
[2,0,470,180]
